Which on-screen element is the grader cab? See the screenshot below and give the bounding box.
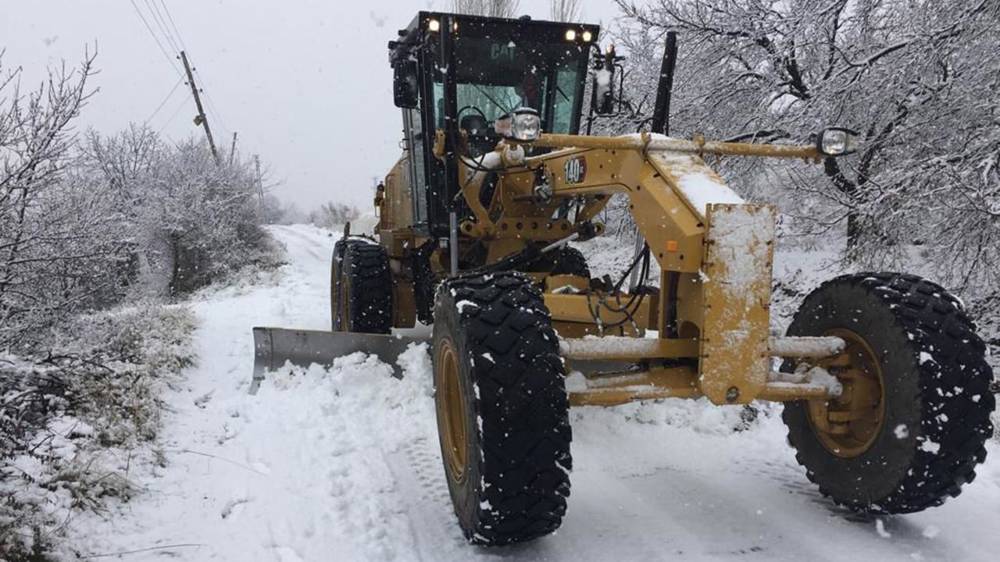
[253,11,995,547]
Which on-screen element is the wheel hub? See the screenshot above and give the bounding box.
[436,339,469,482]
[807,328,886,458]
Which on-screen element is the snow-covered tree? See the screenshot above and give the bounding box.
[1,50,279,350]
[613,0,1000,288]
[84,129,277,296]
[0,50,109,350]
[309,201,361,229]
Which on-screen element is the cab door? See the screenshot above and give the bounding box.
[401,107,429,228]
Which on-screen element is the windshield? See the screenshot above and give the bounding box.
[432,34,589,134]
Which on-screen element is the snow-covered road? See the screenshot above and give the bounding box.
[76,224,1000,561]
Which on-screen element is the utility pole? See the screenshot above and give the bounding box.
[254,154,263,201]
[229,131,238,166]
[179,51,220,164]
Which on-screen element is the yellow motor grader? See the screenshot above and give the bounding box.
[253,11,995,546]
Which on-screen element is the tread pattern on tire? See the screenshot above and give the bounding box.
[524,246,590,278]
[784,272,994,514]
[438,272,572,545]
[335,238,392,333]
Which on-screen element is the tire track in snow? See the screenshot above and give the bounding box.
[385,439,467,561]
[269,224,331,266]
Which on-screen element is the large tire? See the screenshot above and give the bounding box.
[782,272,994,514]
[525,246,590,278]
[431,272,572,545]
[331,238,392,333]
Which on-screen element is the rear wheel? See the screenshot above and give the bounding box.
[331,238,392,333]
[782,273,994,514]
[432,272,572,545]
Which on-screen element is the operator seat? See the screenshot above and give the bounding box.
[460,114,495,158]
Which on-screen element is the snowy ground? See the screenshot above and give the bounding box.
[70,224,1000,561]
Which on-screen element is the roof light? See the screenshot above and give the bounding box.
[565,29,576,41]
[582,30,593,42]
[428,18,440,32]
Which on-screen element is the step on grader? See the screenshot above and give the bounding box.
[253,11,995,546]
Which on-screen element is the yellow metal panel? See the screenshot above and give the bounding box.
[698,203,776,404]
[630,161,705,273]
[545,292,651,329]
[536,147,706,273]
[381,156,412,231]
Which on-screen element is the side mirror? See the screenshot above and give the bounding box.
[592,44,617,115]
[393,60,419,109]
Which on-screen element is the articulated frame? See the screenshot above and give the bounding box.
[381,131,843,407]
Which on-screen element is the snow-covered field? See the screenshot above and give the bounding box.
[70,224,1000,561]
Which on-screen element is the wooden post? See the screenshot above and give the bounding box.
[180,51,220,163]
[229,132,238,165]
[254,155,263,201]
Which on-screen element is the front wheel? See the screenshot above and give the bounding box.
[331,238,392,333]
[782,272,994,514]
[432,272,572,545]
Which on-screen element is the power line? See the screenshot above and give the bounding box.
[199,86,231,136]
[157,0,189,53]
[140,2,232,163]
[128,0,182,76]
[155,90,192,135]
[144,0,181,54]
[143,75,185,125]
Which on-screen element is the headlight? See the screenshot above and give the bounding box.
[495,108,541,142]
[817,127,859,156]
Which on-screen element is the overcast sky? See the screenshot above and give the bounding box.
[1,1,622,211]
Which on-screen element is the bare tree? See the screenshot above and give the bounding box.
[452,0,521,18]
[550,0,581,22]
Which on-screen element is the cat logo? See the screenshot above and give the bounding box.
[564,156,586,184]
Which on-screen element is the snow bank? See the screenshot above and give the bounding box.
[1,305,196,558]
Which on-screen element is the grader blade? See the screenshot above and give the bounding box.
[249,327,428,394]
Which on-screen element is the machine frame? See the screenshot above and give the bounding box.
[251,10,994,547]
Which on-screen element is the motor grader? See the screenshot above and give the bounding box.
[253,11,995,546]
